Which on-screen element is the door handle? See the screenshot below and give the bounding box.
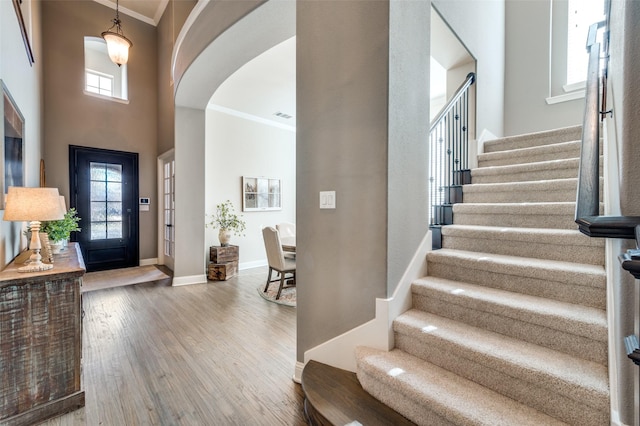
[127,209,132,239]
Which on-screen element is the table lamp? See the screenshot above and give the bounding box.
[3,186,65,272]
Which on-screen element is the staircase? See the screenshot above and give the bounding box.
[355,125,609,425]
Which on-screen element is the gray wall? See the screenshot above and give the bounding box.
[174,106,205,280]
[503,0,582,136]
[387,2,431,292]
[608,1,640,423]
[296,1,391,355]
[157,0,196,156]
[41,0,158,261]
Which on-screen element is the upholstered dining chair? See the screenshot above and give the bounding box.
[276,222,296,238]
[276,222,296,259]
[262,226,296,300]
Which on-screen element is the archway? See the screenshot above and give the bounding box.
[171,1,295,284]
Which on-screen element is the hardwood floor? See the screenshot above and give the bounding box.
[43,267,307,426]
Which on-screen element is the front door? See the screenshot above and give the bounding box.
[69,145,139,272]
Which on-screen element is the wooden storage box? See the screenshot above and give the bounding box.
[209,245,239,263]
[207,261,238,281]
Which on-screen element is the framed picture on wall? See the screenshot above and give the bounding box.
[1,81,25,209]
[12,0,34,65]
[242,176,281,211]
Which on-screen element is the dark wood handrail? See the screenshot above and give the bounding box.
[574,0,640,240]
[575,39,601,221]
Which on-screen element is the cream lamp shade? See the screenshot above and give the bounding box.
[4,187,65,222]
[4,187,65,272]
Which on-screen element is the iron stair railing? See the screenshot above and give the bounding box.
[428,72,476,249]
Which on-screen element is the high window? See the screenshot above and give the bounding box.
[548,0,605,102]
[84,36,128,101]
[566,0,605,87]
[85,70,113,97]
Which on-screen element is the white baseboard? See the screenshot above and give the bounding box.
[477,128,498,155]
[172,274,207,286]
[140,258,158,266]
[610,410,630,426]
[239,259,268,270]
[292,361,304,384]
[303,231,432,372]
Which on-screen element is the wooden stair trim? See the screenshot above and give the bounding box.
[301,360,416,426]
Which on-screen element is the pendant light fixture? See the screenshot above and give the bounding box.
[101,0,132,66]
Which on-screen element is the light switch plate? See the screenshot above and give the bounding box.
[320,191,336,209]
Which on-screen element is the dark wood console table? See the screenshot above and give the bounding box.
[0,243,86,425]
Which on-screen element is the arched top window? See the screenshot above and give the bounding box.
[84,36,128,102]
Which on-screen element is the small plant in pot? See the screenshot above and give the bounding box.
[41,208,82,254]
[207,200,246,247]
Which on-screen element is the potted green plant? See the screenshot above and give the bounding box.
[41,208,82,253]
[207,200,246,246]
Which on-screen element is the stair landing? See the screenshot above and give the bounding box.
[301,360,416,426]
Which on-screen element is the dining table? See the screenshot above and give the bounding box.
[280,236,296,253]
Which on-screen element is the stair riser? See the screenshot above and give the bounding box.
[412,293,607,364]
[478,146,581,167]
[453,212,577,229]
[441,236,604,265]
[426,260,606,309]
[357,370,458,426]
[463,187,578,203]
[483,126,582,153]
[472,159,603,184]
[357,347,568,426]
[472,166,579,184]
[394,333,609,426]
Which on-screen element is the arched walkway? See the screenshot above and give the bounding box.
[171,1,295,284]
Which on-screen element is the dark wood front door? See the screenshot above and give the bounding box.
[69,145,139,272]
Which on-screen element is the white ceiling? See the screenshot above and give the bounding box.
[208,37,296,130]
[94,0,167,26]
[100,1,471,131]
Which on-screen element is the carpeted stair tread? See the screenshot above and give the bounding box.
[470,157,603,184]
[462,178,596,203]
[351,125,610,426]
[452,202,585,229]
[355,346,568,426]
[483,125,582,153]
[393,310,609,416]
[411,281,607,365]
[478,140,581,167]
[426,248,605,306]
[440,224,604,265]
[411,276,607,343]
